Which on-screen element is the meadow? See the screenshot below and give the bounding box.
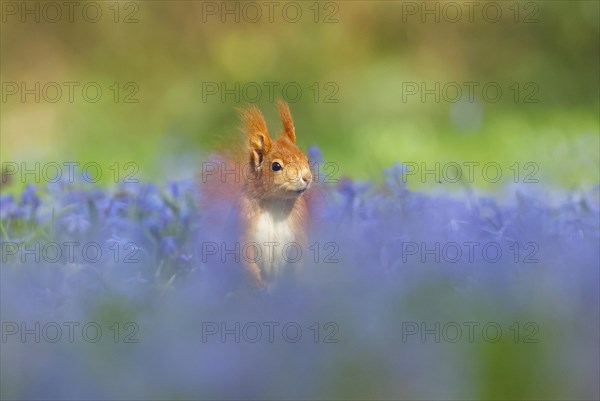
[1,158,599,399]
[1,1,599,400]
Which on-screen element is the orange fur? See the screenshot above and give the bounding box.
[199,101,313,287]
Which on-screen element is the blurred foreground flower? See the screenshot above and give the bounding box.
[1,153,598,401]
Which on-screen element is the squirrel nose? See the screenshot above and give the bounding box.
[302,171,313,185]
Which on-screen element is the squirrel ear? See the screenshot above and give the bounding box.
[239,106,272,170]
[277,99,296,143]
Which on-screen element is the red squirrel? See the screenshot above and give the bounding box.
[200,101,313,288]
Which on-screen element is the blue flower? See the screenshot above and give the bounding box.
[160,235,178,255]
[61,212,90,234]
[21,184,40,208]
[0,195,21,220]
[307,145,324,165]
[383,162,407,196]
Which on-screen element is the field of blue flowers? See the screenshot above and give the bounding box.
[1,149,599,400]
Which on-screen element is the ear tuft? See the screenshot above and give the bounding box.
[277,99,296,143]
[239,105,271,170]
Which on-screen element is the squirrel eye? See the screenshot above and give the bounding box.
[271,162,283,171]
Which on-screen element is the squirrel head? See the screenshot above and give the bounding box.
[239,100,313,200]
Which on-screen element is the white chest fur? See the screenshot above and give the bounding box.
[251,210,296,277]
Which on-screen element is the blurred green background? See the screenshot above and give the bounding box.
[1,0,598,190]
